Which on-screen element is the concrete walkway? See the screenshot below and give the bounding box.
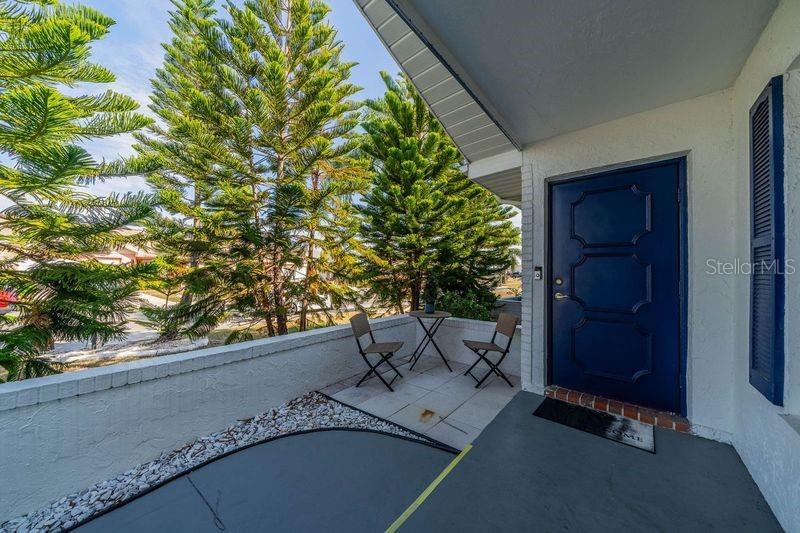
[76,430,454,532]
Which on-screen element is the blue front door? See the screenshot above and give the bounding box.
[549,159,683,413]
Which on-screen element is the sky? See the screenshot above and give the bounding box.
[79,0,402,197]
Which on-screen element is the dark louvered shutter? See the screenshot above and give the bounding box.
[749,75,784,406]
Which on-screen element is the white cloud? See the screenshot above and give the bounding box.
[87,174,150,198]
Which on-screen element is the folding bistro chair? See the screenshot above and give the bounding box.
[350,312,404,392]
[463,312,519,388]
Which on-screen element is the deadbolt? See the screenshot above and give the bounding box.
[554,277,563,286]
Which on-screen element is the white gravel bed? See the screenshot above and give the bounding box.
[1,392,435,532]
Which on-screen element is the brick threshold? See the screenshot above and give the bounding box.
[544,386,691,434]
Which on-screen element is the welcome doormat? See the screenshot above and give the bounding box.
[533,398,655,453]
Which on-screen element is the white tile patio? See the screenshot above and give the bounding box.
[323,355,520,450]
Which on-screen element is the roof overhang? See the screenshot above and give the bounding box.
[466,149,522,206]
[354,0,521,204]
[354,0,779,204]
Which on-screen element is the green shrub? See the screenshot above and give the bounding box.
[439,290,497,321]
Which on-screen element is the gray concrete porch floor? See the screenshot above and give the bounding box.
[76,430,454,532]
[321,355,521,450]
[404,392,782,532]
[76,392,780,532]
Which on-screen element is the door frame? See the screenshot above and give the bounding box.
[544,155,688,416]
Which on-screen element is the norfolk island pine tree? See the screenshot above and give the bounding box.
[0,0,156,380]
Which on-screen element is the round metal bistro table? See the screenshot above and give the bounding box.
[408,310,452,372]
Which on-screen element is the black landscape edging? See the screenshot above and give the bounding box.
[66,395,456,531]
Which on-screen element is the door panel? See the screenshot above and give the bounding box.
[549,160,682,413]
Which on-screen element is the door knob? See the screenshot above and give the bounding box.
[554,292,569,301]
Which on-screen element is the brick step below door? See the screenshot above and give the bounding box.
[544,386,691,434]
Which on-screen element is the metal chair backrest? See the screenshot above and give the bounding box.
[492,312,519,351]
[350,312,375,351]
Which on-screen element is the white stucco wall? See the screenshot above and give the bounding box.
[0,316,415,519]
[417,317,521,376]
[518,1,800,528]
[729,1,800,530]
[785,69,800,416]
